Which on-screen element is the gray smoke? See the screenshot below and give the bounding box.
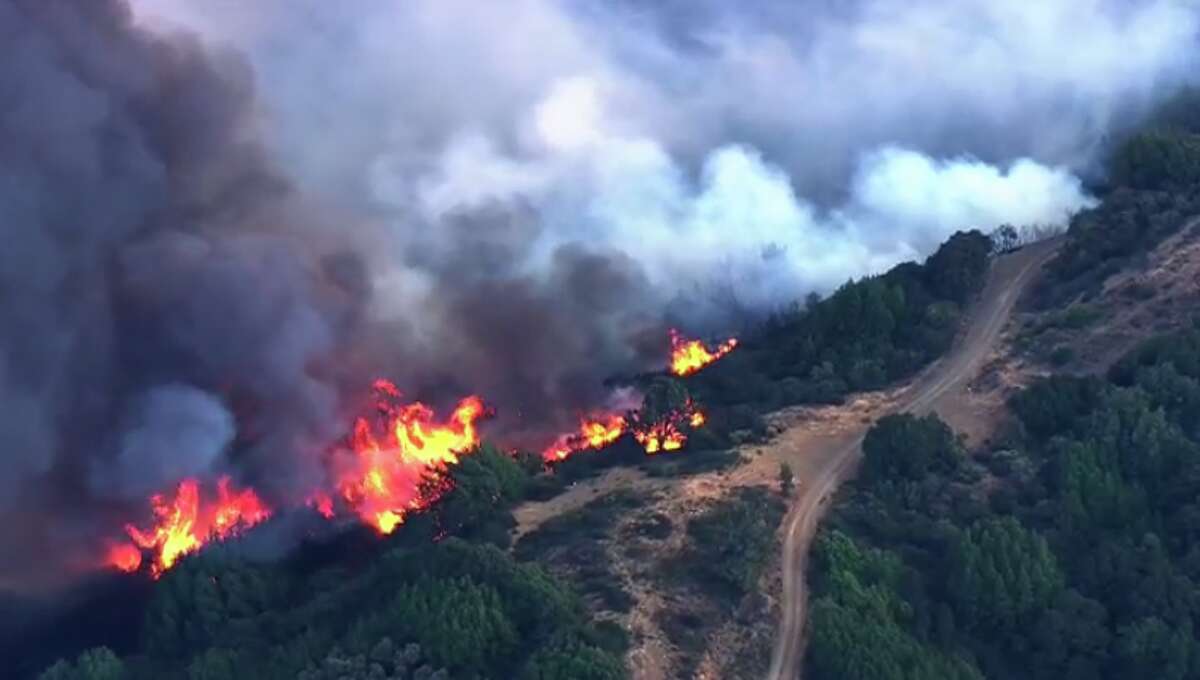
[0,0,364,586]
[104,385,235,498]
[126,0,1199,401]
[131,0,1197,325]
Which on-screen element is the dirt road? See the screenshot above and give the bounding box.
[764,238,1062,680]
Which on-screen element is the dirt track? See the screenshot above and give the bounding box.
[764,238,1063,680]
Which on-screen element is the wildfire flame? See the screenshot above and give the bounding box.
[632,398,706,455]
[104,542,142,574]
[542,413,628,462]
[333,379,487,534]
[541,400,707,462]
[102,328,738,578]
[308,491,335,519]
[669,329,738,376]
[105,477,271,577]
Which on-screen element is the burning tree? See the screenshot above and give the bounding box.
[628,377,705,454]
[669,329,739,376]
[105,329,735,578]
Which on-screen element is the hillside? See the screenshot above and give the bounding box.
[797,129,1200,680]
[26,201,1197,680]
[802,324,1200,680]
[766,238,1063,680]
[22,116,1200,680]
[16,5,1200,680]
[15,225,1003,680]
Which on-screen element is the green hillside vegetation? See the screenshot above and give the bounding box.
[33,446,628,680]
[689,230,993,438]
[37,108,1200,678]
[805,326,1200,680]
[1036,186,1200,308]
[1110,130,1200,191]
[554,227,994,479]
[25,221,999,679]
[684,486,786,600]
[1038,118,1200,308]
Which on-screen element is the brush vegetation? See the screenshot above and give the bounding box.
[805,327,1200,680]
[32,447,627,680]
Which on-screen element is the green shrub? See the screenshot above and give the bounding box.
[1110,130,1200,191]
[1049,345,1076,366]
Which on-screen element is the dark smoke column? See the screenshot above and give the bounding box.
[0,0,362,587]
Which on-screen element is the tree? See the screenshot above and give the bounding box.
[808,533,982,680]
[923,230,993,304]
[861,413,962,483]
[780,462,795,496]
[990,224,1019,254]
[1009,375,1106,439]
[187,648,239,680]
[141,555,284,660]
[1026,589,1112,678]
[807,596,984,680]
[1109,129,1200,190]
[686,487,785,596]
[948,517,1064,633]
[635,377,691,424]
[805,327,1200,680]
[520,642,626,680]
[439,444,528,540]
[688,228,994,416]
[385,576,518,674]
[1115,617,1196,680]
[37,648,125,680]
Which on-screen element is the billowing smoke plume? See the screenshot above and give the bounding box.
[4,0,1199,584]
[131,0,1196,323]
[0,0,366,586]
[128,0,1195,411]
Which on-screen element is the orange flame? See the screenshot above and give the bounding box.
[669,329,738,376]
[334,380,487,534]
[308,491,335,519]
[542,412,628,462]
[633,424,684,453]
[104,542,142,574]
[110,477,271,577]
[632,399,705,455]
[543,400,707,461]
[103,355,720,577]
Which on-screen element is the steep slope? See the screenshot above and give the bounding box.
[766,238,1062,680]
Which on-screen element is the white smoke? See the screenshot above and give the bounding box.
[128,0,1195,327]
[404,75,1096,324]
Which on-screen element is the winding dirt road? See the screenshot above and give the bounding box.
[764,238,1062,680]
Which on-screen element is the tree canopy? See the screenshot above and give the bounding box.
[805,328,1200,680]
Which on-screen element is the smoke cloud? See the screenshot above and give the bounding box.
[103,385,235,498]
[3,0,1199,585]
[0,0,364,585]
[130,0,1194,320]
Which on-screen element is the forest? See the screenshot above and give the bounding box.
[502,225,997,493]
[28,448,628,680]
[805,326,1200,680]
[799,99,1200,680]
[23,220,996,679]
[25,93,1200,680]
[687,229,994,440]
[1037,91,1200,308]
